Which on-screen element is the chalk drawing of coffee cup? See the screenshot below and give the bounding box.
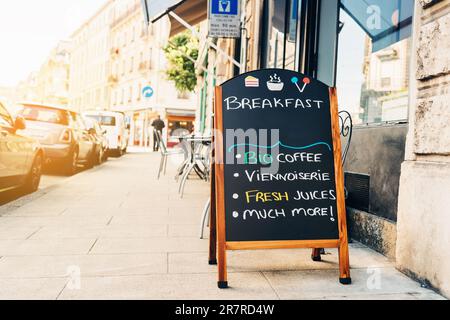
[267,74,284,91]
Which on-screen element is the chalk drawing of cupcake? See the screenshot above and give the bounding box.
[267,74,284,91]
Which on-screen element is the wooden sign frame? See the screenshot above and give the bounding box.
[210,86,351,289]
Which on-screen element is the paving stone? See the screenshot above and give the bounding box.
[0,152,444,300]
[58,273,277,300]
[0,253,167,278]
[263,268,433,300]
[0,278,67,300]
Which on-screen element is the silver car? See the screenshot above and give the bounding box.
[0,101,43,194]
[18,103,96,175]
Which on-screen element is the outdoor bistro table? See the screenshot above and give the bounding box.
[174,134,212,192]
[174,134,211,179]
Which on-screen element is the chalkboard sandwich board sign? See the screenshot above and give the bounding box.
[210,69,351,289]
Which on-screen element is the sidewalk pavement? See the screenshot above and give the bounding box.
[0,151,445,300]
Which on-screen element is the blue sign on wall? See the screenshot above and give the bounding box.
[142,86,154,99]
[211,0,239,15]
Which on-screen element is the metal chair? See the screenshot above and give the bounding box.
[179,138,211,198]
[174,137,191,182]
[199,198,211,239]
[155,129,185,180]
[339,110,353,168]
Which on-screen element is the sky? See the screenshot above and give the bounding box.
[0,0,367,113]
[0,0,107,87]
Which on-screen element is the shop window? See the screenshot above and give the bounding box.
[168,118,194,139]
[262,0,301,71]
[336,1,414,125]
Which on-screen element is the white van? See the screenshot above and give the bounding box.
[83,111,129,156]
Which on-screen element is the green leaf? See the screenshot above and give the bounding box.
[163,31,199,94]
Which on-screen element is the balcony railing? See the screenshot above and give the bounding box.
[110,47,120,58]
[108,75,118,85]
[138,61,151,73]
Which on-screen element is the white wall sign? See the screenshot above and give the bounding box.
[208,0,241,38]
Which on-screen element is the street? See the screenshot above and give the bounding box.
[0,150,444,300]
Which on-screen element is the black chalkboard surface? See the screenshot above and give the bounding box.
[220,69,339,242]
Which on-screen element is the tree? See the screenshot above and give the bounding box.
[163,31,199,93]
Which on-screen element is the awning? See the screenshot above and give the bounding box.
[341,0,414,52]
[113,105,155,113]
[142,0,208,37]
[166,108,196,118]
[141,0,241,70]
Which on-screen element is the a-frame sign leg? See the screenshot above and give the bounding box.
[330,87,351,285]
[216,166,228,288]
[311,248,322,261]
[338,241,351,284]
[208,163,217,265]
[214,86,228,289]
[217,241,228,289]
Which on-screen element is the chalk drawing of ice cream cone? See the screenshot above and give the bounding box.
[267,73,284,91]
[291,76,310,93]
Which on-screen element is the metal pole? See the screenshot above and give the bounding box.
[167,41,209,73]
[168,11,242,69]
[240,0,248,74]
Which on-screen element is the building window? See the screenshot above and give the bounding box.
[128,86,133,102]
[148,22,153,36]
[261,0,300,71]
[335,1,413,125]
[149,48,153,69]
[381,77,391,88]
[130,56,134,73]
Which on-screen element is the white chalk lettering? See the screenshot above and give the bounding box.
[242,209,286,220]
[293,190,336,201]
[224,96,324,111]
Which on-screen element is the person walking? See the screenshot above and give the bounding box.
[151,115,165,152]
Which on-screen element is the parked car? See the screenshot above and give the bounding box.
[83,116,108,164]
[0,101,44,193]
[82,111,129,157]
[17,103,97,175]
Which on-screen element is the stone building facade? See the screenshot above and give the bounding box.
[396,0,450,298]
[14,41,71,106]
